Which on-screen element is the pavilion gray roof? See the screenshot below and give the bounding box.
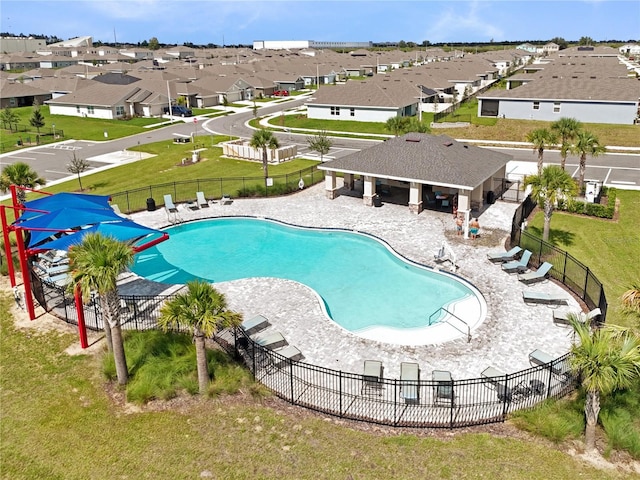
[319,134,512,190]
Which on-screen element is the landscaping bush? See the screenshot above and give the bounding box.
[511,398,584,444]
[557,187,616,219]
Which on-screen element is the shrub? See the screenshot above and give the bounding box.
[557,187,616,219]
[511,398,584,443]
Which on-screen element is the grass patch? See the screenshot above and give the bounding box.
[526,190,640,328]
[511,398,584,443]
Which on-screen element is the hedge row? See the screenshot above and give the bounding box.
[558,188,617,219]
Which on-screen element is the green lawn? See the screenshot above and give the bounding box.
[0,296,629,480]
[527,189,640,328]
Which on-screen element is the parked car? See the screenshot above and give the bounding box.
[163,105,193,117]
[272,90,290,97]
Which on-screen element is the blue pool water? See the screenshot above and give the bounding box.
[131,218,480,333]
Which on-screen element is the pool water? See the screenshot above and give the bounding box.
[132,218,485,339]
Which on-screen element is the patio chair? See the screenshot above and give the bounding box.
[501,250,532,273]
[518,262,553,284]
[251,331,288,350]
[487,246,522,263]
[272,345,304,368]
[163,194,178,213]
[32,262,69,277]
[42,272,71,287]
[432,370,455,406]
[362,360,383,395]
[400,362,420,404]
[552,307,601,327]
[221,194,233,205]
[38,250,68,267]
[528,349,565,376]
[241,314,271,336]
[481,366,512,402]
[196,191,210,208]
[522,289,569,306]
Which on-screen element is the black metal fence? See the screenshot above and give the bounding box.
[27,190,616,428]
[510,196,607,322]
[109,166,324,214]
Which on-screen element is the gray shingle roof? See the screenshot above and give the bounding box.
[318,134,512,190]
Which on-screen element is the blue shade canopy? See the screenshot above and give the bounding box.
[20,207,124,248]
[16,193,112,223]
[34,220,163,252]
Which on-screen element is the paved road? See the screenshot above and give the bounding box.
[1,95,639,190]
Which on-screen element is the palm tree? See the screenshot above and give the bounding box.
[249,129,280,191]
[525,128,558,176]
[68,233,134,385]
[551,117,581,171]
[571,130,605,192]
[524,165,577,241]
[0,162,46,204]
[158,280,242,394]
[569,319,640,451]
[621,283,640,315]
[385,116,405,137]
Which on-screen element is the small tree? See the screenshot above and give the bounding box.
[252,101,259,118]
[66,152,90,191]
[249,129,280,191]
[0,107,19,130]
[29,101,45,134]
[524,165,577,241]
[158,280,242,394]
[385,116,406,137]
[307,130,332,162]
[148,37,160,50]
[0,162,46,204]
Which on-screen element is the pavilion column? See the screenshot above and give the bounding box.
[457,190,472,239]
[362,176,375,207]
[408,182,423,214]
[343,173,354,190]
[325,172,338,199]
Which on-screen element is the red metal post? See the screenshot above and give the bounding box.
[14,227,36,320]
[74,284,89,349]
[0,206,16,287]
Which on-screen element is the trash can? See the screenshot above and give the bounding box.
[373,194,382,207]
[486,190,496,205]
[146,197,156,212]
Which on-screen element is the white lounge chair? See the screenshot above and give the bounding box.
[523,289,568,306]
[481,366,512,402]
[553,308,601,326]
[529,349,566,376]
[400,362,420,404]
[272,345,303,368]
[362,360,383,395]
[196,191,210,208]
[241,314,270,336]
[163,194,178,213]
[487,246,522,263]
[518,262,553,284]
[252,331,287,350]
[502,250,532,273]
[221,194,233,205]
[33,262,69,277]
[432,370,454,406]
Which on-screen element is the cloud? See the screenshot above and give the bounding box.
[422,1,504,42]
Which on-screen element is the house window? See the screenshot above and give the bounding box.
[87,106,94,114]
[350,108,355,117]
[116,106,125,116]
[330,106,340,116]
[553,102,561,113]
[9,98,16,106]
[532,101,540,110]
[76,105,80,113]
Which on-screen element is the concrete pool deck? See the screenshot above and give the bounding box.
[121,181,580,380]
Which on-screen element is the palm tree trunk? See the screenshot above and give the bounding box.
[99,296,114,353]
[579,154,586,192]
[104,290,128,384]
[584,390,600,451]
[262,148,269,192]
[560,153,567,171]
[537,149,544,176]
[194,330,210,394]
[543,200,553,242]
[111,322,129,385]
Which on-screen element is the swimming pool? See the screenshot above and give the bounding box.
[131,217,486,345]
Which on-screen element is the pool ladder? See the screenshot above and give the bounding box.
[428,307,471,343]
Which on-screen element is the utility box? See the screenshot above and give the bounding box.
[585,181,602,203]
[146,197,156,211]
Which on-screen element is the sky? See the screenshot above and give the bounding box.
[1,0,638,46]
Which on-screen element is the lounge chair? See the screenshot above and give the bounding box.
[38,250,68,267]
[196,191,210,208]
[518,262,553,284]
[432,370,455,406]
[501,250,532,273]
[481,366,512,402]
[163,194,178,213]
[553,307,601,327]
[42,272,71,287]
[400,362,420,404]
[241,314,271,336]
[529,349,564,375]
[487,246,522,263]
[111,204,130,218]
[33,262,69,277]
[221,194,233,205]
[272,345,304,368]
[252,331,287,350]
[362,360,383,395]
[522,289,568,306]
[434,245,447,263]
